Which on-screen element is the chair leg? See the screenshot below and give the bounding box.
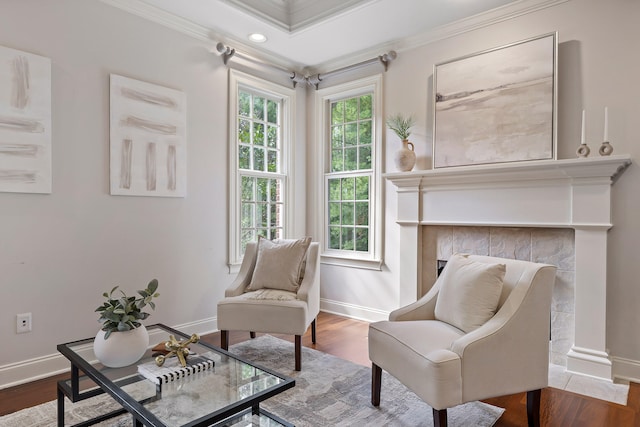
[294,335,302,371]
[433,408,447,427]
[250,331,256,339]
[220,330,229,350]
[527,389,542,427]
[311,318,317,344]
[371,363,382,406]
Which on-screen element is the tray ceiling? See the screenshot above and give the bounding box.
[116,0,566,70]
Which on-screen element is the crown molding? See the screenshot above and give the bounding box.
[99,0,303,71]
[311,0,570,73]
[100,0,570,74]
[99,0,212,42]
[222,0,375,33]
[401,0,571,50]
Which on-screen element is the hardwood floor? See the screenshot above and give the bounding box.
[1,311,638,426]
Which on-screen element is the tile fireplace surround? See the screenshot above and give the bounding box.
[385,155,631,381]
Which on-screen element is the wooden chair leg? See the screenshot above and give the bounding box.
[220,330,229,350]
[433,408,447,427]
[527,389,541,427]
[371,363,382,406]
[294,335,302,371]
[250,331,256,339]
[311,318,317,344]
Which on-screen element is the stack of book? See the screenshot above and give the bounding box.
[137,354,214,385]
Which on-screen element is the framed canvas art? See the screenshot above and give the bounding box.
[110,74,186,197]
[433,32,557,168]
[0,45,51,193]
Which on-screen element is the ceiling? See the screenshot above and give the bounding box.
[116,0,555,71]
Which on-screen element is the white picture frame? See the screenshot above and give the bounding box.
[433,32,557,169]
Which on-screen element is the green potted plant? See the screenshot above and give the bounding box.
[93,279,159,368]
[386,114,415,141]
[386,114,417,171]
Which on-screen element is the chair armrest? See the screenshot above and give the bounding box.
[225,242,258,297]
[389,281,439,321]
[296,243,320,317]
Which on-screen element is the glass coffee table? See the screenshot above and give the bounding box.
[57,324,294,426]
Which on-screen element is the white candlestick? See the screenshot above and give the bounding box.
[581,110,586,144]
[604,107,609,142]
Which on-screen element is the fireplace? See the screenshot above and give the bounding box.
[423,225,575,367]
[385,155,631,380]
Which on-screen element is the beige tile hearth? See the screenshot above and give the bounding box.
[548,364,629,405]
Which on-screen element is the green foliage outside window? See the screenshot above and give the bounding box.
[327,92,373,254]
[330,94,373,173]
[240,175,283,252]
[327,175,370,252]
[238,90,280,173]
[238,89,284,254]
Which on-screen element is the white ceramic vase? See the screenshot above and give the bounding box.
[394,140,416,171]
[93,324,149,368]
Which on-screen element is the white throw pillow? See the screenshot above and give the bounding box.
[248,237,311,292]
[434,254,506,333]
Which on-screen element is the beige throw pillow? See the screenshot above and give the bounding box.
[434,254,506,333]
[248,237,311,293]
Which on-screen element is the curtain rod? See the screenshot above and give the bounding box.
[216,43,396,89]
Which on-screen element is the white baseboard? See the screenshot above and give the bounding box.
[320,298,389,323]
[612,355,640,384]
[0,317,218,390]
[566,346,613,381]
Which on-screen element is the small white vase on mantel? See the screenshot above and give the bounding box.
[394,140,416,172]
[93,324,149,368]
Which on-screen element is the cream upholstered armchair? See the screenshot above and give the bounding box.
[217,238,320,371]
[369,254,556,427]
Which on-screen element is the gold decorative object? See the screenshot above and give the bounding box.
[154,334,199,367]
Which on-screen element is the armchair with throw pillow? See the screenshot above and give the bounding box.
[368,254,557,427]
[217,237,320,371]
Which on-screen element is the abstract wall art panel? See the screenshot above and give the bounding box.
[110,74,186,197]
[433,32,557,168]
[0,45,52,193]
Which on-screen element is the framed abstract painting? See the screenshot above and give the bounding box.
[110,74,187,197]
[433,32,557,168]
[0,45,51,193]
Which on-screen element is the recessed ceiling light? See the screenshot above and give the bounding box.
[248,33,267,43]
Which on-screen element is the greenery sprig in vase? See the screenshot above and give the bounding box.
[386,114,415,141]
[95,279,160,339]
[387,114,417,171]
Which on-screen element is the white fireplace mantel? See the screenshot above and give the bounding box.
[385,154,632,380]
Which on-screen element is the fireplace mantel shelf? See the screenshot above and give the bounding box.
[384,154,632,188]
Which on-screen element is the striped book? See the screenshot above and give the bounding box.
[137,355,215,385]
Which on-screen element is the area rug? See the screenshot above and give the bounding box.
[0,335,504,426]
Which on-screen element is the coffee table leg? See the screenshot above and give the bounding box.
[57,386,65,427]
[134,415,143,427]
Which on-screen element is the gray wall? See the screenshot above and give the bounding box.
[2,0,640,385]
[0,0,305,384]
[316,0,640,379]
[0,0,227,362]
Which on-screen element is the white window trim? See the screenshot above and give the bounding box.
[228,70,297,273]
[314,74,384,270]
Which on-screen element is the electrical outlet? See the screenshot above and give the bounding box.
[16,313,32,334]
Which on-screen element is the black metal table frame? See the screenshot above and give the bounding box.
[56,323,295,427]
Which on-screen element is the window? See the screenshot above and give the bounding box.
[315,75,383,269]
[229,71,296,270]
